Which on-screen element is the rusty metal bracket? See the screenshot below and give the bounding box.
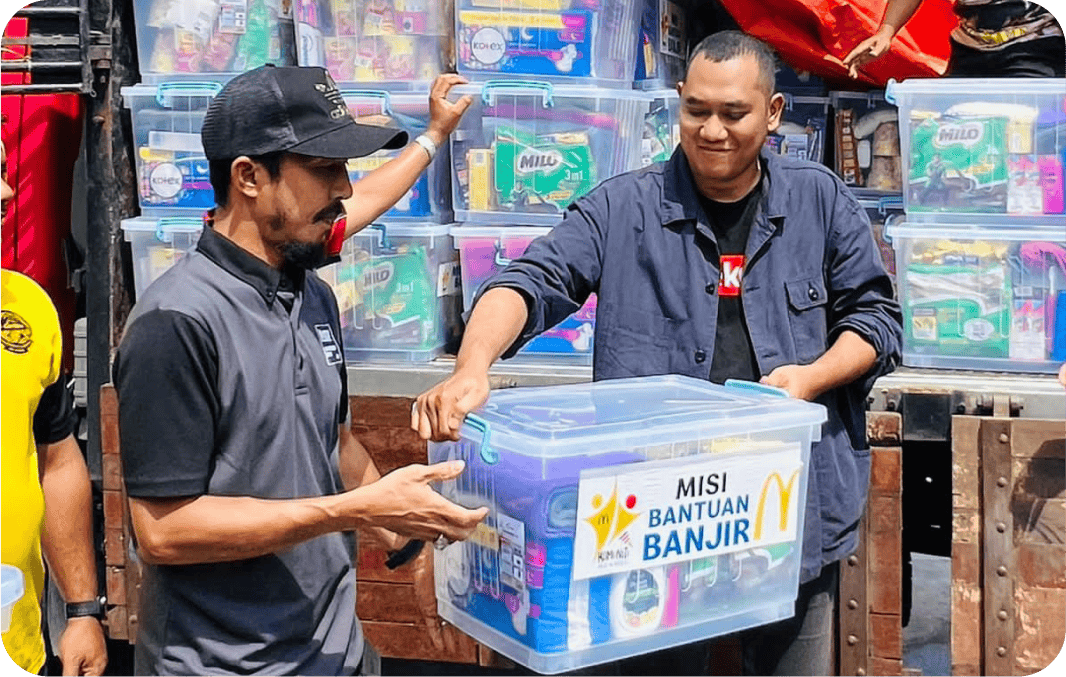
[980,419,1015,676]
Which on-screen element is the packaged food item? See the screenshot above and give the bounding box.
[831,91,902,192]
[907,114,1010,213]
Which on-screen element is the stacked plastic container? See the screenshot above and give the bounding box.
[449,0,683,367]
[124,0,306,298]
[884,78,1066,374]
[431,375,827,673]
[294,1,462,364]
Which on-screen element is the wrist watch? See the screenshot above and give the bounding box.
[65,596,106,620]
[385,539,425,570]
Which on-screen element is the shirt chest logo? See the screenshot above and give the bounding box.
[718,255,746,297]
[1,310,33,354]
[314,324,343,366]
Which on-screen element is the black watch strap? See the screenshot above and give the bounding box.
[385,539,424,570]
[65,598,105,620]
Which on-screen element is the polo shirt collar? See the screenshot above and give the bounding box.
[660,146,790,226]
[196,212,304,306]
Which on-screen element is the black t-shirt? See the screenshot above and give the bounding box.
[33,376,77,445]
[700,179,762,385]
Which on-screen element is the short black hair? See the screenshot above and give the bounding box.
[687,30,777,95]
[209,152,286,208]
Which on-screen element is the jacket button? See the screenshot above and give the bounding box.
[705,283,716,295]
[694,349,707,364]
[808,287,819,301]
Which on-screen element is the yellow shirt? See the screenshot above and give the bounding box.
[1,269,60,673]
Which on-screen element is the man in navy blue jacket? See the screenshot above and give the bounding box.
[414,31,902,676]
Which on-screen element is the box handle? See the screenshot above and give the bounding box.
[154,217,201,243]
[339,89,392,116]
[877,194,903,215]
[481,80,554,108]
[493,242,512,267]
[464,413,498,465]
[884,79,900,105]
[156,82,223,107]
[367,223,394,252]
[723,379,789,398]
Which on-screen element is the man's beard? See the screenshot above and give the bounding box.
[278,240,329,270]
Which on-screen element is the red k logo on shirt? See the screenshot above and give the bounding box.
[718,255,746,297]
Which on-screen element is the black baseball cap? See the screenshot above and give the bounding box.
[201,65,408,161]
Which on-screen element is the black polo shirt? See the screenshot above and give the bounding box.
[114,223,360,675]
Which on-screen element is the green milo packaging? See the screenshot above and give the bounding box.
[908,115,1009,213]
[494,126,595,210]
[336,245,441,350]
[903,258,1011,359]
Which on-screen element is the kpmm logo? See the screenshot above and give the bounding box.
[753,468,800,540]
[585,481,641,552]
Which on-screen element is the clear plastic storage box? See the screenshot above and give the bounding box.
[642,89,679,168]
[830,91,902,193]
[886,222,1066,374]
[886,78,1066,225]
[317,223,461,363]
[121,216,204,300]
[431,375,826,674]
[341,89,451,222]
[450,81,649,226]
[455,0,639,87]
[132,0,297,83]
[295,0,450,85]
[123,83,218,213]
[857,193,904,290]
[765,95,829,165]
[633,0,686,89]
[451,225,596,364]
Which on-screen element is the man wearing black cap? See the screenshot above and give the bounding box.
[113,65,488,676]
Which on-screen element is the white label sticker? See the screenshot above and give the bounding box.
[437,261,460,297]
[572,444,804,580]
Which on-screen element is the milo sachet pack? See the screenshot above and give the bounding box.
[908,115,1009,213]
[903,241,1011,359]
[331,243,454,352]
[494,126,595,210]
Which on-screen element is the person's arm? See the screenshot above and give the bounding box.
[413,287,529,442]
[38,434,108,677]
[768,186,902,399]
[842,0,926,78]
[337,423,404,552]
[340,73,473,238]
[762,330,876,401]
[128,460,487,566]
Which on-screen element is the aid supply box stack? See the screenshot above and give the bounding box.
[885,78,1066,374]
[124,0,302,299]
[449,0,687,366]
[430,375,827,674]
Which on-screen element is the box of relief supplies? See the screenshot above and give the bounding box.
[317,223,461,362]
[633,0,687,90]
[132,0,297,83]
[642,89,680,168]
[830,90,902,193]
[450,81,649,226]
[341,89,451,222]
[886,222,1066,374]
[295,0,450,85]
[455,0,639,88]
[123,83,219,213]
[121,216,204,300]
[431,375,826,674]
[451,225,596,364]
[857,193,904,290]
[886,78,1066,225]
[764,94,829,165]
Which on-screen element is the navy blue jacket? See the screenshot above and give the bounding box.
[482,147,903,582]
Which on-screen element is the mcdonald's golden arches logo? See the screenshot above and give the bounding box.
[754,469,800,539]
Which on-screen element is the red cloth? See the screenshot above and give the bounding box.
[717,0,958,86]
[2,94,84,364]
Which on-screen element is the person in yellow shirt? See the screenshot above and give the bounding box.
[2,138,107,675]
